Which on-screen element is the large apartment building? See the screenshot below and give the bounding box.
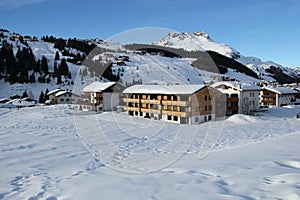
[123,84,225,124]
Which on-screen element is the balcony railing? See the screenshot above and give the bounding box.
[123,98,140,103]
[140,99,161,104]
[162,100,190,106]
[227,98,239,102]
[162,110,190,117]
[125,107,140,112]
[141,108,161,114]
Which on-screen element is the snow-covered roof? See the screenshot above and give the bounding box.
[48,89,62,95]
[123,84,206,95]
[264,87,298,95]
[83,82,116,92]
[211,81,261,91]
[55,91,80,97]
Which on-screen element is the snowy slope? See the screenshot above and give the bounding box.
[154,31,300,81]
[153,31,240,58]
[0,105,300,199]
[109,53,204,85]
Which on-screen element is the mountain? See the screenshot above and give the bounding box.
[153,31,241,59]
[153,31,300,84]
[0,28,299,101]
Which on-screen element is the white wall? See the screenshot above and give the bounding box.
[277,94,294,106]
[103,93,120,111]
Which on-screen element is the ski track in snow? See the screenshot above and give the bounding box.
[0,105,300,199]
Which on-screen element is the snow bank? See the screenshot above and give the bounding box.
[226,114,262,124]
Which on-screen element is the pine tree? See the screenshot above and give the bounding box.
[22,90,28,98]
[39,91,45,103]
[41,56,48,73]
[59,58,69,76]
[56,75,62,85]
[53,61,59,77]
[55,51,60,60]
[34,59,41,73]
[45,88,49,100]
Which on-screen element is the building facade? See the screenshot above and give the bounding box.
[211,82,261,115]
[123,84,225,124]
[260,87,297,107]
[54,91,81,104]
[80,81,125,111]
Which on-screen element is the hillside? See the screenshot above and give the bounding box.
[0,29,299,101]
[154,31,300,84]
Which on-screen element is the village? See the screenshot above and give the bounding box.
[1,79,300,124]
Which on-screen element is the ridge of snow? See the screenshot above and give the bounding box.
[153,31,240,58]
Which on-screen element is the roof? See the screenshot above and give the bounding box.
[264,87,298,95]
[47,89,62,95]
[211,81,261,91]
[83,82,116,92]
[123,84,207,95]
[55,91,80,97]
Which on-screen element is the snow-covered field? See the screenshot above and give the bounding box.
[0,105,300,200]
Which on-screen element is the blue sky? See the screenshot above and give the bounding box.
[1,0,299,67]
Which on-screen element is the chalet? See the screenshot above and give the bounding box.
[80,81,125,111]
[123,84,225,124]
[47,89,63,101]
[6,97,37,108]
[211,81,261,115]
[54,91,81,104]
[260,87,297,107]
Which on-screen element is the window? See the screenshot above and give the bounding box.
[209,96,212,101]
[195,106,200,112]
[174,106,178,111]
[66,99,70,102]
[180,95,189,101]
[205,95,208,101]
[195,117,199,122]
[61,99,64,102]
[167,115,172,120]
[208,105,212,110]
[174,116,178,121]
[208,115,212,121]
[167,105,172,111]
[205,106,207,111]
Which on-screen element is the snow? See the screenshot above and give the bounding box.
[264,86,298,94]
[123,84,206,94]
[211,81,262,91]
[82,81,116,92]
[0,105,300,199]
[154,31,240,58]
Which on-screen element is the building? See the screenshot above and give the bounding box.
[123,84,225,124]
[211,81,261,115]
[80,81,125,111]
[47,89,63,101]
[54,91,81,104]
[260,87,297,107]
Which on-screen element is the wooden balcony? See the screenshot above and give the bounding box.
[162,110,190,117]
[140,99,161,104]
[123,98,140,103]
[141,108,161,114]
[227,98,239,102]
[125,107,140,112]
[226,106,238,111]
[162,100,190,106]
